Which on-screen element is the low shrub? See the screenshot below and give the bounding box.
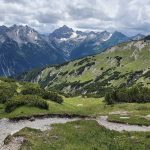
[105,85,150,105]
[42,91,63,104]
[21,86,63,104]
[21,86,44,96]
[0,83,16,103]
[5,95,49,112]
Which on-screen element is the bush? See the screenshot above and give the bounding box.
[5,95,49,112]
[42,91,63,104]
[21,86,63,104]
[0,77,16,83]
[105,92,116,105]
[105,85,150,104]
[0,83,16,103]
[21,86,44,96]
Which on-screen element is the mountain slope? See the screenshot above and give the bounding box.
[70,31,129,59]
[49,26,145,60]
[49,26,128,60]
[0,25,65,76]
[17,37,150,96]
[49,25,88,59]
[130,34,145,41]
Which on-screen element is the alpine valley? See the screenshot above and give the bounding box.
[1,1,150,150]
[0,24,145,76]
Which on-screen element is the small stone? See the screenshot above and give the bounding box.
[29,117,35,122]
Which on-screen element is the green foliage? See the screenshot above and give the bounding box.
[21,86,44,95]
[95,68,113,82]
[0,78,53,112]
[114,56,122,66]
[105,92,116,105]
[74,57,91,66]
[59,71,68,76]
[68,70,75,75]
[0,81,17,103]
[5,95,49,113]
[127,71,143,85]
[39,73,57,88]
[105,85,150,104]
[76,62,95,75]
[42,91,63,104]
[0,77,63,113]
[54,61,70,69]
[0,77,16,83]
[21,84,63,104]
[143,70,150,79]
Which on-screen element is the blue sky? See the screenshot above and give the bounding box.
[0,0,150,35]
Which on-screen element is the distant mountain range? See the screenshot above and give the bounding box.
[0,24,145,76]
[49,25,145,60]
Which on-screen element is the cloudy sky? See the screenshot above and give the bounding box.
[0,0,150,35]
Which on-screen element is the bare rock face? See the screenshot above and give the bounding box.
[0,25,65,76]
[49,26,139,60]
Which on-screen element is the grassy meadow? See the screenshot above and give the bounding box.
[0,96,150,127]
[14,120,150,150]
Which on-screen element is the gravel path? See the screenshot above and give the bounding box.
[0,117,78,150]
[1,116,150,150]
[97,116,150,132]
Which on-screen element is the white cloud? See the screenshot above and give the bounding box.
[0,0,150,35]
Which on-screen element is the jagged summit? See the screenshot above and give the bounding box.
[61,25,73,31]
[0,25,65,76]
[0,24,41,45]
[50,25,74,39]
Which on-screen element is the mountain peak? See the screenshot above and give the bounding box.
[131,33,145,40]
[10,24,35,31]
[100,30,110,36]
[113,31,124,35]
[101,30,109,33]
[50,25,74,39]
[0,25,8,34]
[62,25,71,29]
[5,24,39,44]
[0,25,8,29]
[112,31,128,38]
[56,25,73,33]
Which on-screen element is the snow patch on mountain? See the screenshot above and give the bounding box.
[103,33,112,41]
[70,32,78,39]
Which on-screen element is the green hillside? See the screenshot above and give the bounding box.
[0,77,64,114]
[17,39,150,97]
